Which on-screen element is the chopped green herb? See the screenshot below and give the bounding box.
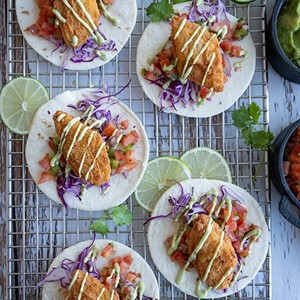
[123,143,134,153]
[141,68,147,76]
[111,204,133,226]
[89,219,109,235]
[146,0,174,22]
[232,102,274,180]
[89,204,133,235]
[110,159,119,169]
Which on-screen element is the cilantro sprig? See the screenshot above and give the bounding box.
[89,204,133,235]
[146,0,190,22]
[146,0,174,22]
[232,102,274,180]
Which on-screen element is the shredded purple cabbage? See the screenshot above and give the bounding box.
[49,25,117,69]
[158,80,198,111]
[168,181,192,214]
[155,79,214,112]
[36,233,97,289]
[188,0,229,24]
[144,182,208,225]
[70,36,117,64]
[220,185,245,204]
[57,172,97,214]
[143,213,172,226]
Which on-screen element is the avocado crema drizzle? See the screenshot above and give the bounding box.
[172,17,228,106]
[168,188,261,298]
[65,244,145,300]
[51,105,107,187]
[52,0,119,58]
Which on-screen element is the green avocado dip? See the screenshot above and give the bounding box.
[277,0,300,69]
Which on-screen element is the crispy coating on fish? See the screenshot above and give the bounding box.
[171,16,224,92]
[68,270,120,300]
[53,0,100,48]
[186,214,237,290]
[53,110,111,186]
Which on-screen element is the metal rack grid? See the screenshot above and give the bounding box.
[5,0,271,299]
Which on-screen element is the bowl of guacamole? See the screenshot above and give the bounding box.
[267,0,300,83]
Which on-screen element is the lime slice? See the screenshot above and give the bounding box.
[180,147,232,183]
[0,77,49,134]
[134,156,191,212]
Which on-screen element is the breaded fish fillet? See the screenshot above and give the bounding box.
[68,270,119,300]
[186,214,237,290]
[53,0,100,48]
[53,110,111,186]
[171,16,224,92]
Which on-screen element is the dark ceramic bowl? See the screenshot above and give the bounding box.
[266,0,300,84]
[271,119,300,228]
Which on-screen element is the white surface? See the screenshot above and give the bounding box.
[267,1,300,299]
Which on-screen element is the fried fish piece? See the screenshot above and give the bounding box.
[53,110,111,186]
[53,0,100,48]
[186,214,238,290]
[68,270,120,300]
[171,16,224,92]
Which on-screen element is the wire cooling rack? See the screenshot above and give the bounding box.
[4,0,271,299]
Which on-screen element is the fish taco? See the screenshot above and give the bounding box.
[147,179,268,298]
[37,238,159,299]
[16,0,137,70]
[137,1,256,118]
[26,88,149,211]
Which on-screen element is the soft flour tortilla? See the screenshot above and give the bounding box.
[42,239,159,300]
[148,179,268,298]
[136,2,256,118]
[26,89,149,211]
[16,0,137,70]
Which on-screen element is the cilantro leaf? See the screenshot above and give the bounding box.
[111,204,133,226]
[242,124,274,150]
[247,130,274,150]
[146,0,174,22]
[232,106,255,128]
[249,102,261,124]
[232,102,262,129]
[232,102,274,181]
[89,219,109,235]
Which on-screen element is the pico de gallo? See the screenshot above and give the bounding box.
[27,0,62,40]
[142,0,249,110]
[283,126,300,199]
[37,89,140,211]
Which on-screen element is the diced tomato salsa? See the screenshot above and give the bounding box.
[99,252,143,299]
[283,126,300,200]
[28,0,62,40]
